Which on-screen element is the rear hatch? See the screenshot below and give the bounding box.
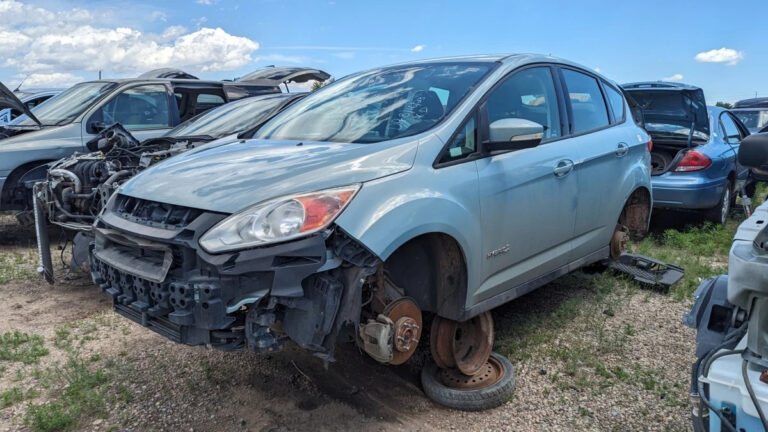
[622,82,709,175]
[0,81,42,127]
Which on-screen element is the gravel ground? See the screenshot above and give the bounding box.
[0,216,697,431]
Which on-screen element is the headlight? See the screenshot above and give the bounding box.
[199,184,360,253]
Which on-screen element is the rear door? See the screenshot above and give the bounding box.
[720,111,749,180]
[473,65,579,303]
[563,69,640,260]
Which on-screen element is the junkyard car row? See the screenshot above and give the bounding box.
[0,53,763,422]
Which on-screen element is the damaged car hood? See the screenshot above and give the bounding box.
[119,137,418,214]
[0,82,41,127]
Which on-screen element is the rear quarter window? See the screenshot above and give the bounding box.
[603,83,625,123]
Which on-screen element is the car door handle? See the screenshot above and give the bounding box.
[553,159,574,177]
[615,142,629,157]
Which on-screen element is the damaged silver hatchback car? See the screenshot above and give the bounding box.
[87,55,652,410]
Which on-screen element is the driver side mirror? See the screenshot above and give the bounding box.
[739,133,768,177]
[485,118,544,152]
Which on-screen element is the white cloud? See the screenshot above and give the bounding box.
[410,44,425,52]
[151,11,167,22]
[14,72,84,88]
[0,1,260,78]
[333,51,355,59]
[694,47,744,65]
[662,73,684,81]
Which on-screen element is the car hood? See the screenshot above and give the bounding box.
[119,137,418,214]
[0,123,75,150]
[0,81,41,126]
[623,86,709,142]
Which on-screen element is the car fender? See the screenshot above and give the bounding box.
[616,152,653,225]
[334,168,481,288]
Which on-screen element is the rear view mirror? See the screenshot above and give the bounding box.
[485,118,544,152]
[739,133,768,181]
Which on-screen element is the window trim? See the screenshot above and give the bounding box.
[557,66,614,137]
[433,63,567,169]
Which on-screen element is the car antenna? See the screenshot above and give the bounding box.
[13,74,29,92]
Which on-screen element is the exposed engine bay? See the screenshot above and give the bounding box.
[41,124,214,231]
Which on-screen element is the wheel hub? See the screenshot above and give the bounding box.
[437,354,505,390]
[383,298,422,365]
[430,311,494,376]
[610,224,628,260]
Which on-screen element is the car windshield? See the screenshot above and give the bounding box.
[164,95,289,139]
[732,109,768,133]
[255,62,493,144]
[13,82,116,126]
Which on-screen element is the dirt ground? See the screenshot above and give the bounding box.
[0,215,697,432]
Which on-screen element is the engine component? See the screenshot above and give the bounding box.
[359,314,395,363]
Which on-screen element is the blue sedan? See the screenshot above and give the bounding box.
[623,82,751,225]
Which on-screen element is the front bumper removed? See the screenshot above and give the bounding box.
[89,195,376,358]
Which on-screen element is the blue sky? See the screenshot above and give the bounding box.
[2,0,766,103]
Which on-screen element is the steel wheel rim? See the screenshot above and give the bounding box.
[436,354,506,391]
[430,312,494,376]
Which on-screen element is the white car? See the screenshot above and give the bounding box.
[0,88,62,125]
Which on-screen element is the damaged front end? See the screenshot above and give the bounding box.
[90,194,385,360]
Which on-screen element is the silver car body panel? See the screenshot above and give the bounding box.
[114,54,651,314]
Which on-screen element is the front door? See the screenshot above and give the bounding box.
[473,66,578,304]
[86,84,175,143]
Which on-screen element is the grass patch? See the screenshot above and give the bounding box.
[0,331,49,364]
[0,387,24,408]
[0,249,37,284]
[24,354,110,432]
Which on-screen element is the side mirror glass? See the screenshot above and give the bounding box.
[486,118,544,152]
[739,133,768,178]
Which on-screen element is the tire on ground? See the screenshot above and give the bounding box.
[421,352,515,411]
[704,179,732,226]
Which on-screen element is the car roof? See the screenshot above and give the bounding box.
[622,81,702,91]
[733,97,768,109]
[76,78,251,86]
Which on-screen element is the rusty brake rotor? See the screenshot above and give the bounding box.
[430,311,494,376]
[383,297,422,365]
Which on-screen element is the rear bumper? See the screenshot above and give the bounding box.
[651,174,726,210]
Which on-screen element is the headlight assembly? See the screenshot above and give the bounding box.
[199,184,360,253]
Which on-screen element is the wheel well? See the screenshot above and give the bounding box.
[383,233,467,320]
[1,160,53,209]
[619,187,651,235]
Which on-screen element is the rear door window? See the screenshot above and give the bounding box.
[101,84,171,130]
[561,69,610,133]
[720,112,744,144]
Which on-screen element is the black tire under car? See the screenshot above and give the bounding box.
[421,352,515,411]
[704,179,732,226]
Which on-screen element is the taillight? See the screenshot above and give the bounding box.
[675,151,711,172]
[647,139,653,152]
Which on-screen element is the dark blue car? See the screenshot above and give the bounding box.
[623,82,751,225]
